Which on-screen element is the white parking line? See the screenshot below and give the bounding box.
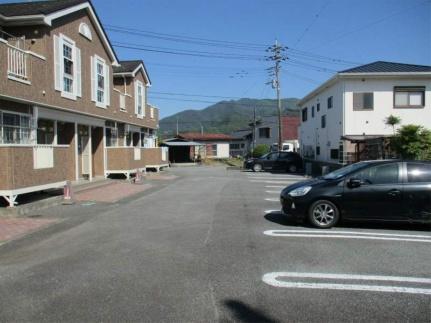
[265,198,280,202]
[266,191,281,194]
[263,230,431,243]
[266,185,285,188]
[262,272,431,295]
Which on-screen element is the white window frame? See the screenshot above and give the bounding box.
[93,55,110,109]
[0,109,33,144]
[135,81,145,119]
[60,35,76,100]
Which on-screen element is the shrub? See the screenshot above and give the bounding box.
[390,125,431,160]
[251,144,270,158]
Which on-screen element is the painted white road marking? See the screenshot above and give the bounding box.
[265,198,280,202]
[265,185,285,188]
[266,191,281,194]
[262,272,431,295]
[263,230,431,243]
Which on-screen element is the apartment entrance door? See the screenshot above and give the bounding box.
[78,125,91,179]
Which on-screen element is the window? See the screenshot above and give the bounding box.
[91,55,109,107]
[105,121,118,147]
[316,146,320,155]
[302,107,308,122]
[394,87,425,108]
[135,81,145,118]
[267,153,278,161]
[312,106,315,118]
[54,34,81,99]
[230,143,240,149]
[353,163,400,185]
[317,103,320,112]
[211,144,217,156]
[259,127,271,138]
[327,96,333,109]
[407,163,431,183]
[321,115,326,128]
[62,42,74,94]
[330,149,339,160]
[37,119,54,144]
[0,111,32,144]
[96,61,105,104]
[353,93,374,110]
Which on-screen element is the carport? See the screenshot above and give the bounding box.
[160,139,204,163]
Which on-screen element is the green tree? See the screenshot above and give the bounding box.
[385,115,401,134]
[251,144,270,158]
[391,125,431,160]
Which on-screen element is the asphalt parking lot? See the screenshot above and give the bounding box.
[0,166,430,322]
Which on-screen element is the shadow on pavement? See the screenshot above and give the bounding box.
[264,211,430,232]
[223,299,281,323]
[264,212,301,227]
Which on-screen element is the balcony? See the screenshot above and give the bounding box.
[105,146,169,178]
[7,45,29,82]
[0,145,73,206]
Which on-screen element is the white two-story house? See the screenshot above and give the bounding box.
[298,61,431,165]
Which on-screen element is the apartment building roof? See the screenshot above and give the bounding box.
[0,0,119,64]
[113,60,151,86]
[0,0,87,16]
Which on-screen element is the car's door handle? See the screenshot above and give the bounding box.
[387,189,401,197]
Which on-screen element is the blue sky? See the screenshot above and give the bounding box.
[6,0,431,118]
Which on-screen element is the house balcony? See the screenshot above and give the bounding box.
[0,144,74,206]
[105,146,169,178]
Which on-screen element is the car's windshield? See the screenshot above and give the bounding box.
[260,153,270,159]
[323,162,368,180]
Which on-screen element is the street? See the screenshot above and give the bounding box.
[0,166,430,322]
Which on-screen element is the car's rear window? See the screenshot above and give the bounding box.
[407,163,431,183]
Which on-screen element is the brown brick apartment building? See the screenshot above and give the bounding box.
[0,0,168,206]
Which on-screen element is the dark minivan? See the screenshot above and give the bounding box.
[244,151,303,173]
[280,160,431,228]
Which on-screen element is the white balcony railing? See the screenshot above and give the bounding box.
[7,45,28,80]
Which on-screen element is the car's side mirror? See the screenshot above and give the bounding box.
[348,178,362,188]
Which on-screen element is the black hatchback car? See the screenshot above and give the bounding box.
[244,151,303,173]
[280,160,431,228]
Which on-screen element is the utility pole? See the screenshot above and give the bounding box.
[266,40,288,150]
[200,122,204,135]
[176,117,179,136]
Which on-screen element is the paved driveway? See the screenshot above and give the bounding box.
[0,166,430,322]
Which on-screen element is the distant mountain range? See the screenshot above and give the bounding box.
[159,98,300,136]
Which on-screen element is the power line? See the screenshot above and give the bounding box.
[151,91,244,100]
[112,44,263,61]
[308,0,430,50]
[105,24,267,50]
[293,0,330,48]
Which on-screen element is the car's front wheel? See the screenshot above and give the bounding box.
[253,164,262,172]
[308,200,339,228]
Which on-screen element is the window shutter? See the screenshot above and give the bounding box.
[105,63,110,106]
[134,82,138,114]
[53,35,62,91]
[75,47,82,97]
[90,56,96,102]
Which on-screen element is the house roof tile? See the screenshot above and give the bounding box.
[340,61,431,73]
